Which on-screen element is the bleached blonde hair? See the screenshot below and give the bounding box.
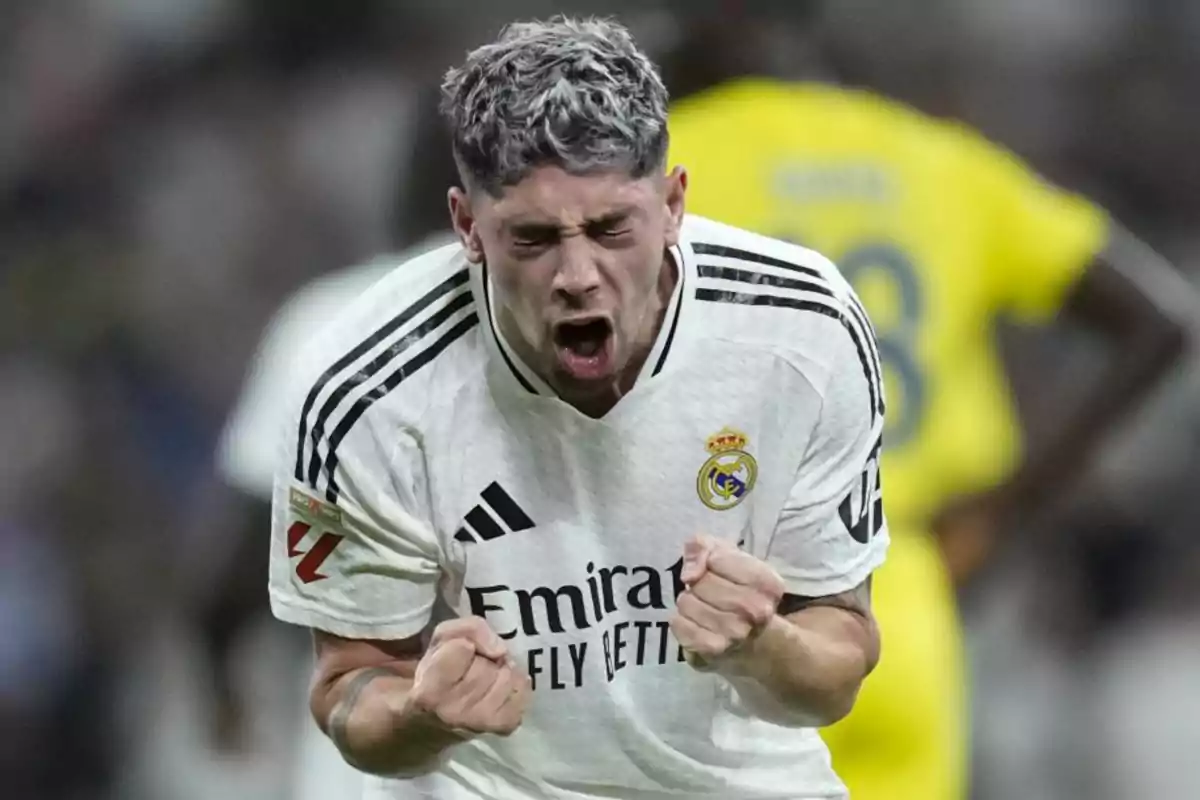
[440,16,670,196]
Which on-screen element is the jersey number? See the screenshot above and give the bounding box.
[286,521,343,584]
[776,233,927,448]
[840,243,925,448]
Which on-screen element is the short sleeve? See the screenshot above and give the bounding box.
[217,262,393,500]
[268,383,442,641]
[766,324,889,597]
[957,126,1110,322]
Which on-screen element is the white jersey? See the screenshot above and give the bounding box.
[268,215,889,800]
[218,233,458,800]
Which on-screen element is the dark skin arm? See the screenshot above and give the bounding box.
[936,227,1193,583]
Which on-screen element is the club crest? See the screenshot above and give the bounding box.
[696,427,758,511]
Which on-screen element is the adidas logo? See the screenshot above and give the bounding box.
[454,482,535,544]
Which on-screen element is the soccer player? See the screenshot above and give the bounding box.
[662,9,1192,800]
[214,87,459,799]
[267,16,889,800]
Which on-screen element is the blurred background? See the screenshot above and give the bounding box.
[2,1,1199,799]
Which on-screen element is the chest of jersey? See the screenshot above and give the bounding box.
[422,351,817,681]
[688,152,1019,527]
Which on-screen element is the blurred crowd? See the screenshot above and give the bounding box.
[3,2,1200,799]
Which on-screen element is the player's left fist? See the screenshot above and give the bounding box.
[670,534,786,666]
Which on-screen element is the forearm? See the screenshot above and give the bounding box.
[313,665,462,777]
[1005,307,1184,519]
[1009,236,1192,520]
[726,605,879,726]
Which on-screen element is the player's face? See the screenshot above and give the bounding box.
[450,165,687,404]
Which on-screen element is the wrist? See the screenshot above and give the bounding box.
[396,691,471,741]
[712,614,794,682]
[332,684,466,777]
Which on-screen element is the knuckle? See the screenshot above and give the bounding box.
[762,571,786,599]
[435,706,464,729]
[442,638,472,655]
[732,594,756,619]
[492,715,519,736]
[407,685,435,712]
[748,597,775,625]
[434,617,465,636]
[430,620,466,648]
[693,632,726,657]
[433,639,473,667]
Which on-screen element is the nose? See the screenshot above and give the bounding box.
[552,237,601,307]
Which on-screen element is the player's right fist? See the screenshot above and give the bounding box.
[407,617,530,737]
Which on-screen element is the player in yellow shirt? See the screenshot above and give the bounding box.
[662,10,1192,800]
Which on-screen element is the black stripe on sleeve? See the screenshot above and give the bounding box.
[692,242,825,281]
[693,246,885,418]
[842,296,886,415]
[694,288,880,424]
[305,290,473,488]
[696,264,835,299]
[321,313,479,504]
[293,270,469,481]
[481,482,535,532]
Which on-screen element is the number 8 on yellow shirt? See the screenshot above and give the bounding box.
[670,78,1108,800]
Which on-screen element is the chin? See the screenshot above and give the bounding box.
[552,370,619,396]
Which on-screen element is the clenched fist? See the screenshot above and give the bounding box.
[671,534,786,667]
[407,617,531,736]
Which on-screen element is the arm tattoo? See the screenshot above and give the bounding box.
[328,665,405,757]
[776,577,872,620]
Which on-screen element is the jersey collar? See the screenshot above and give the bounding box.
[475,262,556,397]
[634,242,690,385]
[473,242,693,399]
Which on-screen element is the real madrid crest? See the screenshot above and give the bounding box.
[696,427,758,511]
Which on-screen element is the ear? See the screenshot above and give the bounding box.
[448,186,485,263]
[662,165,688,247]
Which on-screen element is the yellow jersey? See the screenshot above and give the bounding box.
[670,79,1108,535]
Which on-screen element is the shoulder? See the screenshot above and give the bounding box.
[282,239,483,429]
[681,215,880,398]
[272,234,462,345]
[671,77,1005,177]
[670,77,926,135]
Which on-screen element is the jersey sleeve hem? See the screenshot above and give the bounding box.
[269,589,432,641]
[779,528,890,598]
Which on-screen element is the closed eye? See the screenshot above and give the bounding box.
[587,217,633,242]
[594,226,631,239]
[510,226,558,250]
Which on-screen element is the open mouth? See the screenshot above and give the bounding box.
[552,317,615,381]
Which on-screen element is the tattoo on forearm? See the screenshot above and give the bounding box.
[776,577,872,619]
[328,665,404,755]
